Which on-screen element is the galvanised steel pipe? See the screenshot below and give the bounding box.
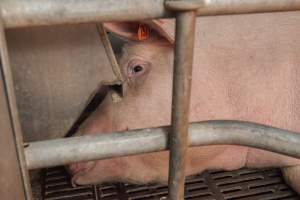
[167,9,196,200]
[25,120,300,170]
[2,0,300,29]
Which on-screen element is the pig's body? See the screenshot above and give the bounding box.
[69,12,300,192]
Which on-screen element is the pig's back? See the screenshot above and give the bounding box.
[190,12,300,133]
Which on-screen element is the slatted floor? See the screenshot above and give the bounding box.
[41,167,299,200]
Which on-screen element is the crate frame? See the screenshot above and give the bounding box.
[2,0,300,199]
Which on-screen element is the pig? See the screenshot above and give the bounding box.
[68,12,300,193]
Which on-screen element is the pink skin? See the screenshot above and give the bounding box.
[69,12,300,192]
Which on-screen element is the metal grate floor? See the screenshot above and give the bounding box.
[41,167,299,200]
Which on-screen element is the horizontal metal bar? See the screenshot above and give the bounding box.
[25,120,300,170]
[2,0,300,29]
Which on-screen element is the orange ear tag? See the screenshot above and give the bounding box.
[137,24,150,41]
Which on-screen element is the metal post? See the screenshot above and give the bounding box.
[167,1,201,198]
[168,12,195,200]
[0,16,32,199]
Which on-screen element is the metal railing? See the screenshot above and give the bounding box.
[2,0,300,29]
[1,0,300,200]
[26,121,300,170]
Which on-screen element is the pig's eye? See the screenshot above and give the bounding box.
[129,65,146,77]
[127,60,150,78]
[132,65,143,74]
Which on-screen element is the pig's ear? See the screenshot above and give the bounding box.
[146,19,175,44]
[104,20,175,44]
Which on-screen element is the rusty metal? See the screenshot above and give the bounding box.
[168,4,198,199]
[2,0,300,29]
[25,120,300,170]
[40,167,298,200]
[0,17,32,199]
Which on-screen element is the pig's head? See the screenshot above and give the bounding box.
[76,20,176,135]
[68,20,176,185]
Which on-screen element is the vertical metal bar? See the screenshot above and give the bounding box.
[0,65,27,200]
[0,16,32,199]
[168,10,196,200]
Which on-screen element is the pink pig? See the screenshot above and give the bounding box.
[69,12,300,193]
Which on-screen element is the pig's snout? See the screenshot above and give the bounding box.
[69,161,97,187]
[68,161,96,186]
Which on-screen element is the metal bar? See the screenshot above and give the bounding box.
[0,17,32,199]
[0,53,27,200]
[96,24,124,82]
[25,120,300,170]
[168,10,196,200]
[2,0,300,29]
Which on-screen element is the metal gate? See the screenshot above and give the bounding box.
[2,1,300,200]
